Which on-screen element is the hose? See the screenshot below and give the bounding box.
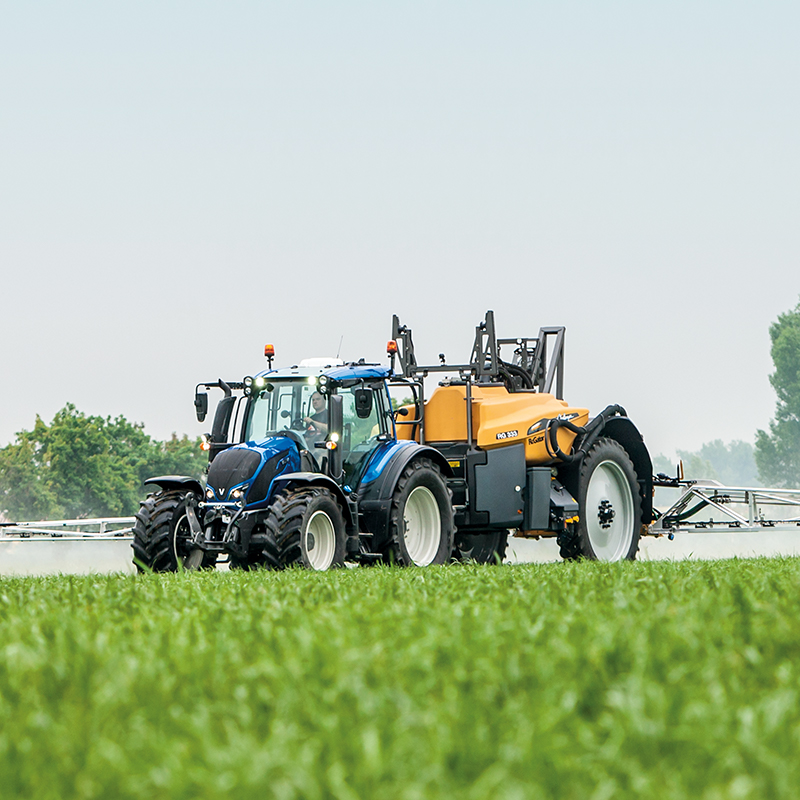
[498,360,535,392]
[545,404,627,464]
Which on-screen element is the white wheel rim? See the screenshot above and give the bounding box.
[585,459,635,561]
[306,510,336,570]
[403,486,441,566]
[173,513,204,570]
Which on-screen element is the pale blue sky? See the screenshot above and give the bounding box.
[1,1,798,459]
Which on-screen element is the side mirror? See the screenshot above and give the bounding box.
[328,394,343,479]
[210,396,237,454]
[396,406,409,417]
[354,388,373,419]
[194,391,209,422]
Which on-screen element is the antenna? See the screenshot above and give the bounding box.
[336,335,344,359]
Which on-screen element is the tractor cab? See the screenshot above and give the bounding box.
[193,361,400,522]
[241,363,396,491]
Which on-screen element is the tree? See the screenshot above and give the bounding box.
[679,440,760,486]
[653,440,760,486]
[0,405,206,521]
[755,298,800,488]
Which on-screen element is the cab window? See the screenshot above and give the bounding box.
[339,385,388,485]
[244,380,319,444]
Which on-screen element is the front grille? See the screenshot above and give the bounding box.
[207,448,262,497]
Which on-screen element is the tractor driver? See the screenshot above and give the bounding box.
[303,392,328,444]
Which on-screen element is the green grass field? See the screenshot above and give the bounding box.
[1,558,799,799]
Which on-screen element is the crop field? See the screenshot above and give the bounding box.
[1,558,799,800]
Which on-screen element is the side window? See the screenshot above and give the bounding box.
[339,386,387,485]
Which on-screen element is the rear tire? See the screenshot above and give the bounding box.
[559,438,641,561]
[453,530,508,564]
[268,488,347,570]
[132,491,217,572]
[383,459,454,566]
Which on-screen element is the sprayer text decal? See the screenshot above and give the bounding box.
[496,429,519,440]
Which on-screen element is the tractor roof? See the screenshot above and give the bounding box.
[255,362,391,383]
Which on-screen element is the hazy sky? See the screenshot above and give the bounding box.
[2,1,798,462]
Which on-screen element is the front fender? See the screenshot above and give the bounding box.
[145,475,204,498]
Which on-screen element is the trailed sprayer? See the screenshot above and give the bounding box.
[131,311,653,570]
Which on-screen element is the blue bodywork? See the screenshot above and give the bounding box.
[205,437,301,508]
[358,439,417,487]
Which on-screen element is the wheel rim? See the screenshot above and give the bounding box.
[173,513,204,570]
[403,486,441,566]
[305,510,336,570]
[585,459,635,561]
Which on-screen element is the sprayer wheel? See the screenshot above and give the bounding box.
[561,437,641,562]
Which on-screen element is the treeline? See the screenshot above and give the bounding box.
[0,404,205,521]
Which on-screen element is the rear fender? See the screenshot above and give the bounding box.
[598,417,654,525]
[558,417,653,526]
[145,475,204,498]
[356,443,453,549]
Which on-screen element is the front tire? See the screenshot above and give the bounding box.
[560,437,641,561]
[268,488,347,570]
[228,524,281,570]
[132,491,217,572]
[384,459,454,566]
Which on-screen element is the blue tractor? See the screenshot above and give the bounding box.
[132,355,455,571]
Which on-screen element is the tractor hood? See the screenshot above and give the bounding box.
[205,437,301,508]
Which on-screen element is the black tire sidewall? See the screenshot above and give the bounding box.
[453,529,508,564]
[391,462,454,566]
[169,498,192,568]
[577,438,641,561]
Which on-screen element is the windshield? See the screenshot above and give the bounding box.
[244,379,323,446]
